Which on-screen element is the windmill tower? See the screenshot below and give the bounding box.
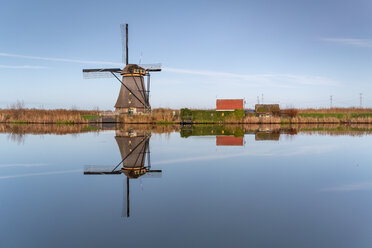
[83,24,161,114]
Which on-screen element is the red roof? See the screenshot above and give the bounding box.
[216,99,243,110]
[216,136,244,146]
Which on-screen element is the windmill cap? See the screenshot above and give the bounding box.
[121,64,146,75]
[122,167,147,178]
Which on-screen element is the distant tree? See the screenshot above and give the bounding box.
[10,100,25,110]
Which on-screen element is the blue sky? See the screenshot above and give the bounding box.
[0,0,371,109]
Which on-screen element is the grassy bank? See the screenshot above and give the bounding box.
[119,108,180,124]
[180,108,372,124]
[2,107,372,124]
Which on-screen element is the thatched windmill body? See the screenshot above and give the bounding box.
[83,24,161,114]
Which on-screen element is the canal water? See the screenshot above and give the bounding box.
[0,124,372,248]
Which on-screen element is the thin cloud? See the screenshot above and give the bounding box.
[321,38,372,48]
[280,144,338,156]
[0,52,123,66]
[164,67,337,86]
[0,52,337,86]
[0,163,48,168]
[0,65,46,69]
[152,150,273,165]
[0,169,82,179]
[152,143,339,166]
[322,181,372,192]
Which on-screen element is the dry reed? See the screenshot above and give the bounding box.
[298,107,372,114]
[0,108,99,123]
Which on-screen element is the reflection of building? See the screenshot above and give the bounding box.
[216,136,244,146]
[180,125,285,142]
[255,131,280,141]
[180,125,244,138]
[84,129,161,217]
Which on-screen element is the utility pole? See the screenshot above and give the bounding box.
[257,96,260,104]
[261,93,264,104]
[360,93,363,108]
[330,95,333,108]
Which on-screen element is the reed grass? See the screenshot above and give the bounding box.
[0,108,99,124]
[0,123,97,135]
[2,106,372,124]
[119,108,180,124]
[298,107,372,114]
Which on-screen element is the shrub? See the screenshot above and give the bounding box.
[180,108,193,121]
[234,109,245,119]
[281,109,298,118]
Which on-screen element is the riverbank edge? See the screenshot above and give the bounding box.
[2,108,372,124]
[2,120,372,124]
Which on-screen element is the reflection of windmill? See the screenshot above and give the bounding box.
[82,24,161,114]
[84,130,162,217]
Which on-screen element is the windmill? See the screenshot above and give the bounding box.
[83,24,161,114]
[84,129,162,217]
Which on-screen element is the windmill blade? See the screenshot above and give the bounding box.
[139,63,162,71]
[141,170,162,178]
[83,68,121,79]
[120,23,128,65]
[84,165,121,174]
[139,51,143,65]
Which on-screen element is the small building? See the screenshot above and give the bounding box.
[216,99,244,111]
[255,104,280,117]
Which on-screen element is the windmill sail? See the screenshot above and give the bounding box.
[82,23,161,112]
[121,23,128,65]
[83,68,121,79]
[84,166,121,174]
[139,63,162,71]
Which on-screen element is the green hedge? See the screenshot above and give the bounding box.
[180,108,245,123]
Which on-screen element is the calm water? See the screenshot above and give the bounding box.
[1,125,372,248]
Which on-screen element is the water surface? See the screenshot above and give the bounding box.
[1,124,372,248]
